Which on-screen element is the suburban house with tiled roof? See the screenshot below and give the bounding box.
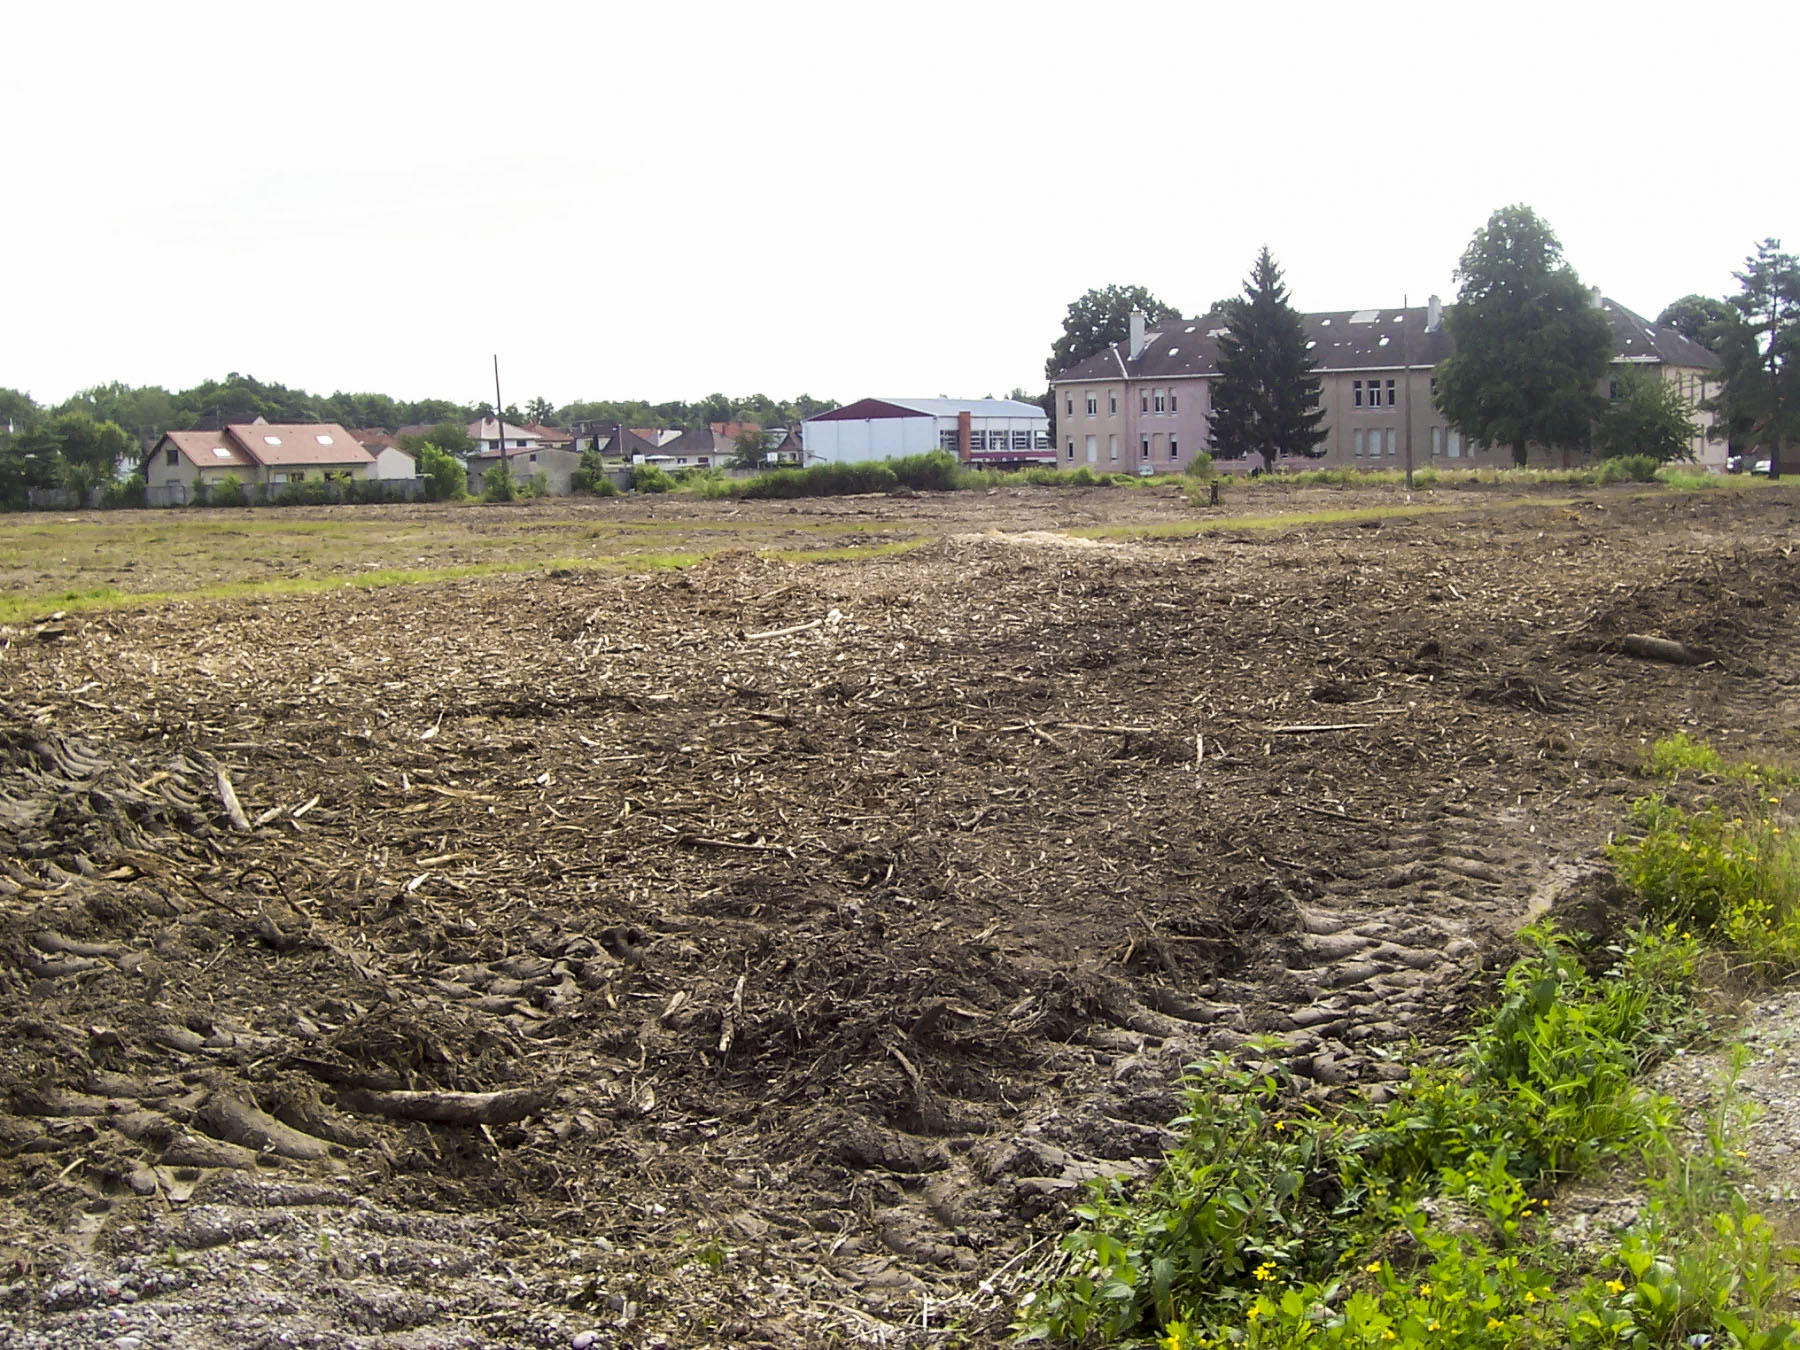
[1049,294,1725,474]
[145,420,377,500]
[469,417,540,453]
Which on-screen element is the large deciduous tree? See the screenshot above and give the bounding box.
[1205,248,1326,473]
[1716,239,1800,479]
[1595,368,1699,463]
[49,411,135,479]
[1433,205,1613,467]
[1046,284,1179,380]
[1656,295,1735,352]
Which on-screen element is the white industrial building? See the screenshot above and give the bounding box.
[801,397,1053,466]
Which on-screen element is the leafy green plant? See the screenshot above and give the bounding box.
[417,442,468,501]
[483,458,519,501]
[888,450,962,491]
[1022,927,1709,1346]
[1596,453,1660,483]
[631,463,674,494]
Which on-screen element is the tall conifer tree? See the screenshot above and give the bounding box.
[1207,248,1327,472]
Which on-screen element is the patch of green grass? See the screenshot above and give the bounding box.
[0,586,129,624]
[1611,735,1800,972]
[1072,500,1547,542]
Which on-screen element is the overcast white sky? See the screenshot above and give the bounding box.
[4,1,1794,413]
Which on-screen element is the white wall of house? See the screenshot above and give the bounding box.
[803,416,938,463]
[372,447,416,479]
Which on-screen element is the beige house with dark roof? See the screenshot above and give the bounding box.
[1050,295,1725,474]
[146,420,376,498]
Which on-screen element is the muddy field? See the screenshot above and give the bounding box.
[0,484,1797,1348]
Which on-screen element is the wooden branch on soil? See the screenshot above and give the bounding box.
[677,833,796,858]
[745,618,821,641]
[214,766,250,831]
[340,1086,553,1127]
[1615,633,1705,665]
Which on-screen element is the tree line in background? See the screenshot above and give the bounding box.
[1045,210,1798,476]
[0,377,841,509]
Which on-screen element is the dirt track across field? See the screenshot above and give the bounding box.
[1,484,1797,1348]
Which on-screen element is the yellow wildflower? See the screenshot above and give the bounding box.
[1605,1279,1625,1295]
[1524,1291,1538,1304]
[1365,1261,1384,1274]
[1418,1283,1432,1297]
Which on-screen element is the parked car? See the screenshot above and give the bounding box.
[1751,458,1773,476]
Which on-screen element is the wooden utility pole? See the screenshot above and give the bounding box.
[493,355,504,448]
[1401,295,1414,490]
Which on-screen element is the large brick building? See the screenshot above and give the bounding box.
[1049,296,1724,474]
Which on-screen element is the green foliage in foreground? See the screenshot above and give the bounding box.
[1611,737,1800,974]
[1026,736,1800,1349]
[1022,926,1709,1346]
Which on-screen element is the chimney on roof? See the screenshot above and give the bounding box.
[1590,286,1604,309]
[1128,309,1146,361]
[957,410,972,465]
[1426,294,1442,333]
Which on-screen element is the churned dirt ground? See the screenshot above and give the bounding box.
[0,483,1797,1348]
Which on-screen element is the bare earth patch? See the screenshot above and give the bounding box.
[0,484,1797,1347]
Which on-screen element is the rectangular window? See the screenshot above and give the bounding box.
[1153,389,1166,413]
[1035,432,1050,450]
[1085,435,1097,463]
[941,429,959,451]
[1109,434,1119,461]
[1085,392,1097,416]
[1013,431,1030,450]
[1169,390,1177,412]
[1141,391,1150,413]
[1141,437,1151,459]
[1066,439,1074,461]
[1386,379,1397,406]
[1608,379,1618,400]
[1169,437,1179,460]
[490,440,500,449]
[1431,426,1442,457]
[1448,430,1462,459]
[1385,428,1397,457]
[1353,380,1364,408]
[969,431,986,451]
[1066,396,1073,416]
[1353,429,1366,457]
[165,446,177,466]
[1109,392,1117,415]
